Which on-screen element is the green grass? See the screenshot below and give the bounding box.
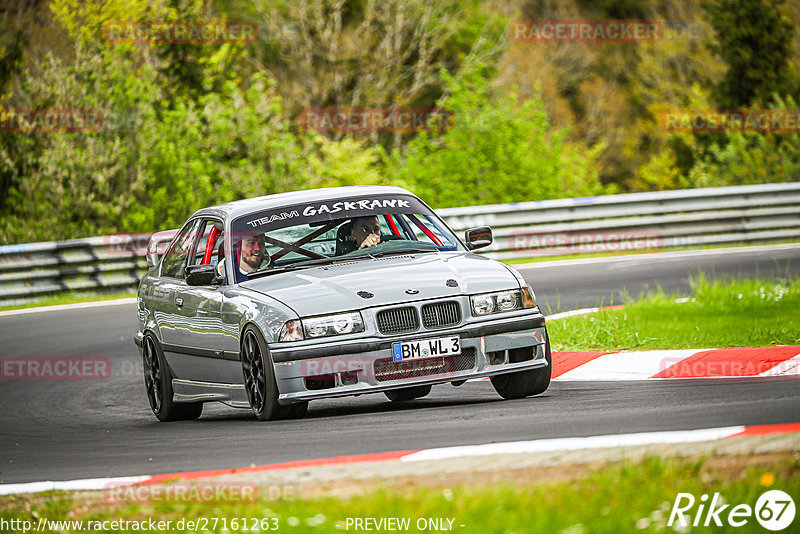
[1,455,797,533]
[0,291,137,312]
[549,273,800,351]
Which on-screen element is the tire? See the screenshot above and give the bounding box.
[240,326,307,420]
[491,332,551,400]
[142,333,203,422]
[384,384,432,402]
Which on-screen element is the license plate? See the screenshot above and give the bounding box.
[392,336,461,362]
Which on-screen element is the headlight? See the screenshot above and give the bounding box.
[496,291,519,311]
[279,319,304,342]
[303,312,365,339]
[471,289,536,316]
[471,294,495,315]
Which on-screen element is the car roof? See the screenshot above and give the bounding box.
[191,185,416,221]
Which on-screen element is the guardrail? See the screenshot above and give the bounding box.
[1,182,799,306]
[439,181,800,260]
[0,235,150,306]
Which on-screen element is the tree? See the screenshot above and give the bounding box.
[384,63,609,207]
[702,0,795,108]
[243,0,505,149]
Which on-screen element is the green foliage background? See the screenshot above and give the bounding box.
[0,0,798,243]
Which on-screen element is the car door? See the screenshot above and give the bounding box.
[178,219,227,361]
[156,218,202,355]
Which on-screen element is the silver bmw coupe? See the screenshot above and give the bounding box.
[135,186,550,421]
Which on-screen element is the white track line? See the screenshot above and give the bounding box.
[0,427,749,495]
[514,243,800,270]
[547,306,615,320]
[0,475,149,496]
[400,426,745,463]
[0,298,137,317]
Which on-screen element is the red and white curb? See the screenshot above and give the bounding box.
[551,346,800,381]
[543,301,800,380]
[399,423,800,462]
[2,423,799,496]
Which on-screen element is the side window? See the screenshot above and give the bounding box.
[188,220,224,270]
[161,219,200,279]
[417,214,452,246]
[397,214,446,246]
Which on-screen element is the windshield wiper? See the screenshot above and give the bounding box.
[245,264,305,278]
[248,255,373,277]
[368,247,439,257]
[298,255,377,267]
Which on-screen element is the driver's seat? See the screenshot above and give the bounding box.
[335,222,356,256]
[215,241,226,277]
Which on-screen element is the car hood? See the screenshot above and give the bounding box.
[238,252,518,317]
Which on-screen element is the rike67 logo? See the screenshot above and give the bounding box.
[668,490,795,531]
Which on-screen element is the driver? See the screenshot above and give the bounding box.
[351,215,382,249]
[217,234,270,276]
[239,234,269,272]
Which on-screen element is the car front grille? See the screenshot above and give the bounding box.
[421,301,460,329]
[376,306,419,334]
[373,347,476,382]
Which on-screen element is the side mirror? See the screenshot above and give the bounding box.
[465,227,493,250]
[186,264,218,286]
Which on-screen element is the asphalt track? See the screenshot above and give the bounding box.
[1,245,799,484]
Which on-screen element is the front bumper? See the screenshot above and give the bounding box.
[269,312,548,402]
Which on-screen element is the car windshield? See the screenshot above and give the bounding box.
[228,194,462,282]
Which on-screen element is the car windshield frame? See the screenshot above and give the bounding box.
[228,194,463,283]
